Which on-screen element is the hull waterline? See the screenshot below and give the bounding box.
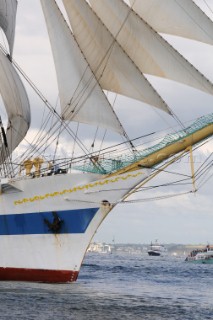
[185,259,213,264]
[0,267,78,283]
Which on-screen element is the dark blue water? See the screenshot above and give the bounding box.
[0,253,212,319]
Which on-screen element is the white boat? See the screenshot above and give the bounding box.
[87,242,112,254]
[148,241,167,256]
[185,245,213,264]
[0,0,213,283]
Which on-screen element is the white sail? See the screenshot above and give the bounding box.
[129,0,213,45]
[89,0,213,97]
[62,0,170,114]
[0,0,17,56]
[0,50,30,161]
[40,0,125,135]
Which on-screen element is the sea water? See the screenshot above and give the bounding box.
[0,253,212,320]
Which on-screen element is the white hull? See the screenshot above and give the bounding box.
[0,168,150,282]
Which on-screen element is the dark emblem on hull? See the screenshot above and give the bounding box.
[44,212,63,233]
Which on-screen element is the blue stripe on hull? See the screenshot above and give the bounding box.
[0,208,99,235]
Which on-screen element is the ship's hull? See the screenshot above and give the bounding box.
[185,256,213,264]
[148,250,161,256]
[147,244,166,257]
[0,168,150,283]
[0,267,78,283]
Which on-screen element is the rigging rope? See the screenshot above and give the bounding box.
[121,191,193,204]
[202,0,213,17]
[70,122,79,169]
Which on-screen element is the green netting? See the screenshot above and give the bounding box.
[74,113,213,174]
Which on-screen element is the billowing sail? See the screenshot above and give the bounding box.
[40,0,125,135]
[129,0,213,45]
[89,0,213,97]
[0,51,30,162]
[0,0,17,56]
[62,0,170,114]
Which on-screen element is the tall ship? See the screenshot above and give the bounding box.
[0,0,213,283]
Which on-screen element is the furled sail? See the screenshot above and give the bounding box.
[40,0,126,135]
[89,0,213,97]
[129,0,213,45]
[0,51,30,162]
[0,0,17,56]
[62,0,170,114]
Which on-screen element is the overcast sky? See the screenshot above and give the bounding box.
[4,0,213,244]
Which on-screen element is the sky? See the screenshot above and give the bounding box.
[1,0,213,245]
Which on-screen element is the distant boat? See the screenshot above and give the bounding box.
[87,242,112,254]
[147,240,167,256]
[185,245,213,264]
